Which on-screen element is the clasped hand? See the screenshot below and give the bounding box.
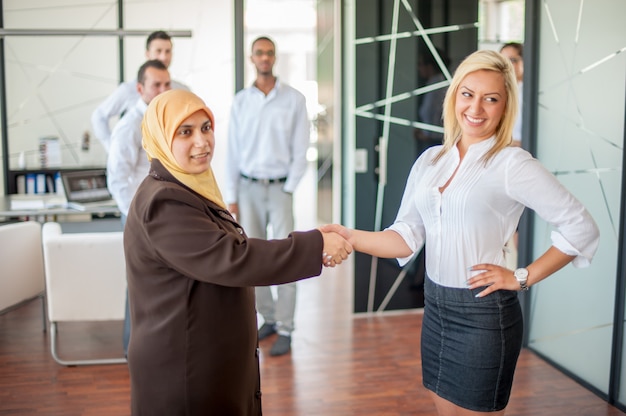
[319,228,353,267]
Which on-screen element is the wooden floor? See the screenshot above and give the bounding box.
[1,263,624,416]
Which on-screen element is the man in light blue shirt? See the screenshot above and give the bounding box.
[91,31,189,152]
[107,59,171,355]
[225,36,310,356]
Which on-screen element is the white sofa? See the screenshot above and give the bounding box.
[0,221,45,316]
[42,221,127,366]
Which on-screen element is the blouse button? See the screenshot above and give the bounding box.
[237,228,244,234]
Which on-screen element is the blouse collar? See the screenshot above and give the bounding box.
[452,135,497,160]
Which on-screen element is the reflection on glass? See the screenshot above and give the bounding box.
[528,0,624,399]
[5,36,118,170]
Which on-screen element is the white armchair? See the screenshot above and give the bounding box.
[42,222,127,366]
[0,221,45,317]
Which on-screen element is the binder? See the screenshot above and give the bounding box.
[26,174,36,194]
[36,174,46,194]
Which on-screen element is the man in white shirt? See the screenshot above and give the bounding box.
[91,30,189,152]
[225,36,310,356]
[107,59,171,355]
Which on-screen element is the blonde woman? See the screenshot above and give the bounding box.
[323,50,599,415]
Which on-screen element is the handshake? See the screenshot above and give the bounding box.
[318,224,354,268]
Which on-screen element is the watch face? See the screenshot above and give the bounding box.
[515,268,528,281]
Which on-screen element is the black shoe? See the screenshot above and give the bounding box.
[258,323,276,340]
[270,335,291,356]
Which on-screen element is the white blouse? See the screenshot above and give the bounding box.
[387,137,600,289]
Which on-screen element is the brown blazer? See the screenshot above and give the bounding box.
[124,160,323,415]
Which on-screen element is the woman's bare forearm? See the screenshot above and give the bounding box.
[320,225,413,259]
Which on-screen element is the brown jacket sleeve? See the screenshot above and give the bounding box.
[129,180,323,287]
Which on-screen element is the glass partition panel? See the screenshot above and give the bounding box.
[528,0,625,396]
[4,0,117,30]
[3,0,119,182]
[5,36,117,170]
[1,1,230,196]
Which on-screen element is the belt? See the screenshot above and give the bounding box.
[240,173,287,185]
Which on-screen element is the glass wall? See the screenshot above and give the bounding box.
[0,0,234,193]
[3,0,118,173]
[345,0,478,312]
[527,0,625,400]
[344,0,626,407]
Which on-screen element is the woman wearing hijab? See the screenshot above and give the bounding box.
[124,89,351,415]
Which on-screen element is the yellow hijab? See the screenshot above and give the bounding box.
[142,89,226,209]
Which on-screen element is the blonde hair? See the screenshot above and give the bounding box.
[432,49,519,164]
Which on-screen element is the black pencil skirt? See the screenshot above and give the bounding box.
[421,276,524,412]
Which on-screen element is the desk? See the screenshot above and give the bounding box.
[0,194,120,220]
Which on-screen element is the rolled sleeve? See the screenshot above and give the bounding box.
[386,223,423,267]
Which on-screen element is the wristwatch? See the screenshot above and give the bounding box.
[514,267,529,291]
